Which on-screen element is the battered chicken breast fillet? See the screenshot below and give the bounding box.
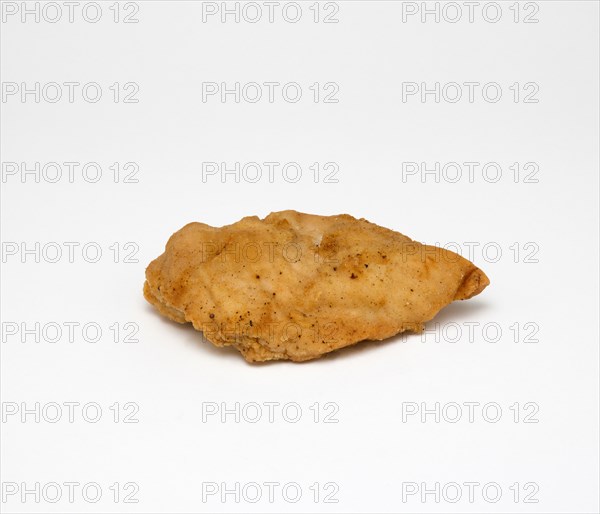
[144,211,489,362]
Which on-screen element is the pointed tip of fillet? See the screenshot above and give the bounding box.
[454,267,490,301]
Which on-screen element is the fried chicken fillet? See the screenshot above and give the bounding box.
[144,211,489,362]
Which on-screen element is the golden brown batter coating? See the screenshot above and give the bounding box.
[144,210,489,362]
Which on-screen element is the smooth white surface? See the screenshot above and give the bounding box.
[1,1,598,513]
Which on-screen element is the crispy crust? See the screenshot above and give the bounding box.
[144,210,490,362]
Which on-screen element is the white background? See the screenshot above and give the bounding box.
[1,1,599,512]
